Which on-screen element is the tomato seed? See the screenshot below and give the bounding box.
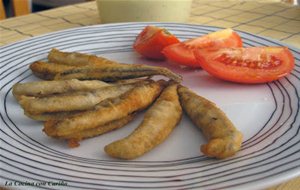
[216,53,282,69]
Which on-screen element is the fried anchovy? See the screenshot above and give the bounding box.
[12,79,109,100]
[19,82,140,115]
[44,114,135,148]
[48,48,118,66]
[30,61,78,80]
[105,82,182,159]
[178,85,243,159]
[44,80,166,137]
[55,64,182,82]
[24,110,82,121]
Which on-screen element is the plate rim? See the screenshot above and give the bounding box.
[1,22,299,190]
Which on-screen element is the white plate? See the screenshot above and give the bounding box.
[0,23,299,190]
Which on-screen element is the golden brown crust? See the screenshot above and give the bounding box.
[24,110,82,121]
[178,85,243,159]
[105,82,182,159]
[64,114,135,140]
[44,114,135,147]
[19,82,137,115]
[12,79,109,100]
[30,61,77,80]
[31,49,182,82]
[54,63,182,82]
[48,48,119,66]
[44,80,165,137]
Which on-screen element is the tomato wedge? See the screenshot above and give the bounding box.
[194,47,295,84]
[133,25,180,60]
[162,28,243,67]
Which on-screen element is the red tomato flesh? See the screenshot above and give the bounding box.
[194,47,295,83]
[133,25,180,60]
[162,28,242,67]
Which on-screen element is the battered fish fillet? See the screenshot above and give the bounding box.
[105,82,182,160]
[44,115,135,148]
[48,48,118,66]
[19,82,139,115]
[44,80,165,137]
[30,61,77,80]
[55,64,182,82]
[178,86,243,159]
[12,79,109,100]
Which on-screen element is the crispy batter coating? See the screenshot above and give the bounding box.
[178,86,243,159]
[44,114,135,148]
[105,82,182,159]
[48,48,118,66]
[44,80,165,137]
[12,79,109,100]
[54,64,182,82]
[19,82,138,115]
[30,61,77,80]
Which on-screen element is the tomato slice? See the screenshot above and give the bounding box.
[162,28,243,67]
[133,25,180,60]
[194,47,295,83]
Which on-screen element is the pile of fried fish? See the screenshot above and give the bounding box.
[12,49,243,159]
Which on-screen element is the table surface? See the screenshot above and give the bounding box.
[0,0,299,190]
[0,0,299,48]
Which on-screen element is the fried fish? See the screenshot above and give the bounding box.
[178,86,243,159]
[12,79,109,100]
[19,82,139,115]
[105,82,182,159]
[24,110,81,121]
[55,64,182,82]
[44,114,135,148]
[32,49,182,82]
[44,80,165,137]
[48,48,118,66]
[30,61,78,80]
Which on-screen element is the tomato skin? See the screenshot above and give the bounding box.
[133,26,180,60]
[162,43,198,67]
[162,28,243,67]
[194,47,295,84]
